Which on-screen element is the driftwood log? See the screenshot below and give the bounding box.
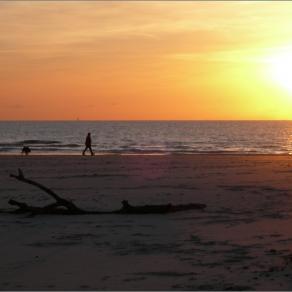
[6,169,206,216]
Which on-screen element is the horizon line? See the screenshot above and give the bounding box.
[0,119,292,122]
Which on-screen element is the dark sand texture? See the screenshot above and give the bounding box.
[1,155,292,290]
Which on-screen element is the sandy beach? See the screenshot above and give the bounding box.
[1,154,292,290]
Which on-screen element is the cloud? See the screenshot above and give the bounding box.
[167,45,292,65]
[1,3,292,78]
[2,103,24,109]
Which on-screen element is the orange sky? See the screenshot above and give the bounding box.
[1,1,292,120]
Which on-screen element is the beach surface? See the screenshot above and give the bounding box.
[1,154,292,290]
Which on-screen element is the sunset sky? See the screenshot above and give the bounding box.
[1,1,292,120]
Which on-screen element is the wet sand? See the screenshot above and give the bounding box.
[1,154,292,290]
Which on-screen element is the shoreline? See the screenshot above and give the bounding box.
[0,152,292,157]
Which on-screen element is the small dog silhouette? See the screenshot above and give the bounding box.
[21,146,31,155]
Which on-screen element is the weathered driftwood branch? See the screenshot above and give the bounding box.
[7,169,206,216]
[10,169,83,214]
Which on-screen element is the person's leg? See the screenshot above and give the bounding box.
[89,146,94,156]
[82,146,88,155]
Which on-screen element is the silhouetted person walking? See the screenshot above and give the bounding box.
[82,133,94,156]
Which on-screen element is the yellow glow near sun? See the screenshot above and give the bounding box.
[266,48,292,93]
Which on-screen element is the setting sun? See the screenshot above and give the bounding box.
[266,47,292,93]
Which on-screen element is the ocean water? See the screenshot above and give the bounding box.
[0,121,291,155]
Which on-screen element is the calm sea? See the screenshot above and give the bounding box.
[0,121,291,155]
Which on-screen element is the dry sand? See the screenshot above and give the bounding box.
[1,154,292,290]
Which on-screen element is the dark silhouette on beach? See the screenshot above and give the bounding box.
[82,133,94,156]
[7,169,207,215]
[21,146,31,155]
